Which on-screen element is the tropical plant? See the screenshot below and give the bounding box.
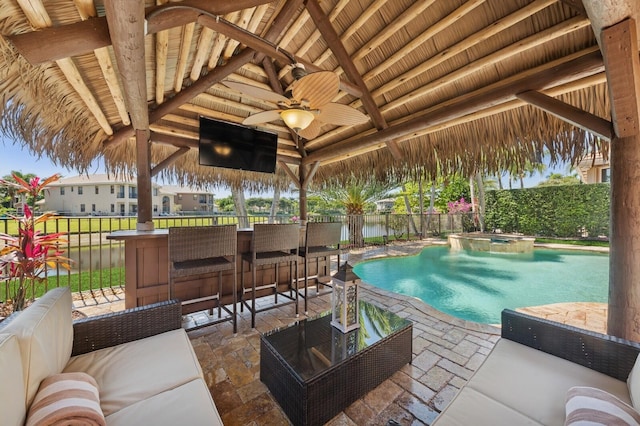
[313,177,397,247]
[0,174,71,312]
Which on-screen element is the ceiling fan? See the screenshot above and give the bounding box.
[223,65,369,139]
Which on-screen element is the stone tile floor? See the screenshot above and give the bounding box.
[72,239,609,425]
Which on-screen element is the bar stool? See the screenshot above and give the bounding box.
[299,221,342,314]
[241,223,299,328]
[168,225,238,332]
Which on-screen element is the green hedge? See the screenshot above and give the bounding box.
[485,184,610,238]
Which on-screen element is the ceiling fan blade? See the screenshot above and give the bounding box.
[223,80,290,104]
[315,103,369,126]
[242,110,283,125]
[291,71,340,109]
[297,119,322,140]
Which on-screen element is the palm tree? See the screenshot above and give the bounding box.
[315,178,396,248]
[2,171,36,211]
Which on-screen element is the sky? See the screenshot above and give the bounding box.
[0,136,571,195]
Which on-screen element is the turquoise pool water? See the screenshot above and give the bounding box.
[353,246,609,324]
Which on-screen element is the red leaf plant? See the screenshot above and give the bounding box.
[0,174,71,312]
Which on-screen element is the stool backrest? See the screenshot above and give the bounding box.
[305,222,342,248]
[252,223,300,253]
[169,225,237,262]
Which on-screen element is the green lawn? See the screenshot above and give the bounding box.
[535,237,609,247]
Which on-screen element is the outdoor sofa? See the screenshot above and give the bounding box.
[0,287,222,425]
[432,309,640,425]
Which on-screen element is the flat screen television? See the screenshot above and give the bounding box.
[198,117,278,174]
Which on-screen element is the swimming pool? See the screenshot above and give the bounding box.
[352,246,609,324]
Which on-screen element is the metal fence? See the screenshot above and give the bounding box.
[0,213,474,304]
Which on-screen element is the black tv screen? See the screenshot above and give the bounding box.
[198,117,278,174]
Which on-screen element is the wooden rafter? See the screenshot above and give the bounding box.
[151,146,190,177]
[319,72,608,166]
[15,0,113,135]
[304,0,403,159]
[8,0,275,65]
[516,90,613,140]
[381,16,591,116]
[155,0,170,104]
[308,16,592,150]
[348,0,557,110]
[303,48,604,165]
[174,23,195,92]
[310,0,387,69]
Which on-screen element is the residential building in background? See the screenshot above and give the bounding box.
[575,152,610,184]
[161,185,217,214]
[41,174,215,216]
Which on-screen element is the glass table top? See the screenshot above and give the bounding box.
[262,301,412,381]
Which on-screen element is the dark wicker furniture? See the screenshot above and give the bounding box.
[241,223,300,328]
[299,222,342,314]
[71,299,182,356]
[168,225,238,332]
[260,301,412,426]
[501,309,640,381]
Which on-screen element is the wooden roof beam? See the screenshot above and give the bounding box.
[15,0,113,135]
[303,48,605,165]
[151,146,190,177]
[104,0,148,131]
[304,0,403,160]
[601,18,640,138]
[516,90,613,140]
[8,0,274,64]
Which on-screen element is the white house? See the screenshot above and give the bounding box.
[43,174,171,216]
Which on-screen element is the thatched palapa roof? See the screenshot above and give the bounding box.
[0,0,611,190]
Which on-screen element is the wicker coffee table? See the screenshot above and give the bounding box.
[260,301,412,426]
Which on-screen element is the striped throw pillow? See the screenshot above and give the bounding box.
[26,372,106,426]
[566,386,640,426]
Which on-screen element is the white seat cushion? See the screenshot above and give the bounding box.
[627,354,640,408]
[105,379,222,426]
[1,287,73,408]
[431,386,543,425]
[64,329,203,416]
[0,333,27,426]
[434,338,630,425]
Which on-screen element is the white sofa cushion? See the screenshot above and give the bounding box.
[1,287,73,408]
[105,379,223,426]
[430,386,543,425]
[434,338,630,425]
[64,328,203,416]
[0,333,27,426]
[628,354,640,408]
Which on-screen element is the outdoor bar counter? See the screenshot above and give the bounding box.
[107,228,324,312]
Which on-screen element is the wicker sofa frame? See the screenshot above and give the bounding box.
[501,309,640,381]
[71,299,182,356]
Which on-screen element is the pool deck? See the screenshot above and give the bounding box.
[71,238,609,425]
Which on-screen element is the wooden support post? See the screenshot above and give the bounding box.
[601,18,640,340]
[136,129,154,230]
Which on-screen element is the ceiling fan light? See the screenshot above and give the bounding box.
[280,109,315,131]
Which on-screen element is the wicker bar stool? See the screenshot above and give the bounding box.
[298,221,342,314]
[168,225,238,333]
[241,223,300,328]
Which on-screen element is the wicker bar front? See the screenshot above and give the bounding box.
[260,305,412,426]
